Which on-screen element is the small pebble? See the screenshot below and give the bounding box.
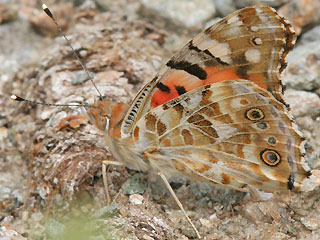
[129,193,144,205]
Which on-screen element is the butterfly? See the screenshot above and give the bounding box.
[86,6,320,194]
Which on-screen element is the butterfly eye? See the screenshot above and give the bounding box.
[104,116,110,132]
[99,115,110,132]
[260,149,281,167]
[245,108,265,121]
[95,115,109,132]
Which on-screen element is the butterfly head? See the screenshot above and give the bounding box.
[88,97,130,135]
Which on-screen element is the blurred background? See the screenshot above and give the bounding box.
[1,0,320,239]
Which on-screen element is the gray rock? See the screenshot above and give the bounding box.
[284,89,320,117]
[283,26,320,91]
[301,216,320,231]
[93,203,120,218]
[121,173,148,195]
[214,0,237,16]
[296,116,315,132]
[300,25,320,44]
[139,0,216,30]
[71,71,94,85]
[234,0,288,8]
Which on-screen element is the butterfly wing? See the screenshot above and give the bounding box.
[133,80,312,192]
[121,6,295,137]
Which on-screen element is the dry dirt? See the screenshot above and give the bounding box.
[1,1,320,239]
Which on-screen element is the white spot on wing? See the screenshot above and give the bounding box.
[227,15,242,26]
[245,49,261,63]
[212,121,238,142]
[259,165,279,181]
[219,55,232,64]
[197,38,224,54]
[227,25,242,36]
[253,37,262,45]
[196,37,233,64]
[249,26,259,32]
[255,7,264,14]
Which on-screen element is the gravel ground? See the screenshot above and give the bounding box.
[1,0,320,239]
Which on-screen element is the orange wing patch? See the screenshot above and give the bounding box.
[150,66,256,108]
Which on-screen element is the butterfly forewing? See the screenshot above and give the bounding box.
[121,6,295,137]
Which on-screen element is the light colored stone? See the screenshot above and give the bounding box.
[284,89,320,117]
[235,0,288,8]
[129,193,144,205]
[301,217,320,231]
[296,116,314,131]
[300,25,320,44]
[283,26,320,91]
[139,0,216,30]
[213,0,236,16]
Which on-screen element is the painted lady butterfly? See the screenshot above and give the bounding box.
[10,4,320,239]
[87,6,320,193]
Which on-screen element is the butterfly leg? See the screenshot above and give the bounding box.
[158,171,202,240]
[102,160,126,205]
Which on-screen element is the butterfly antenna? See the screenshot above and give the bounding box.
[10,94,93,108]
[42,3,103,99]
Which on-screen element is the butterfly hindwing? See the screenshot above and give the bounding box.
[134,80,309,192]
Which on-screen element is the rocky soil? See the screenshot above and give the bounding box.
[1,0,320,239]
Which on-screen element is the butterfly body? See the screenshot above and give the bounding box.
[88,6,319,193]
